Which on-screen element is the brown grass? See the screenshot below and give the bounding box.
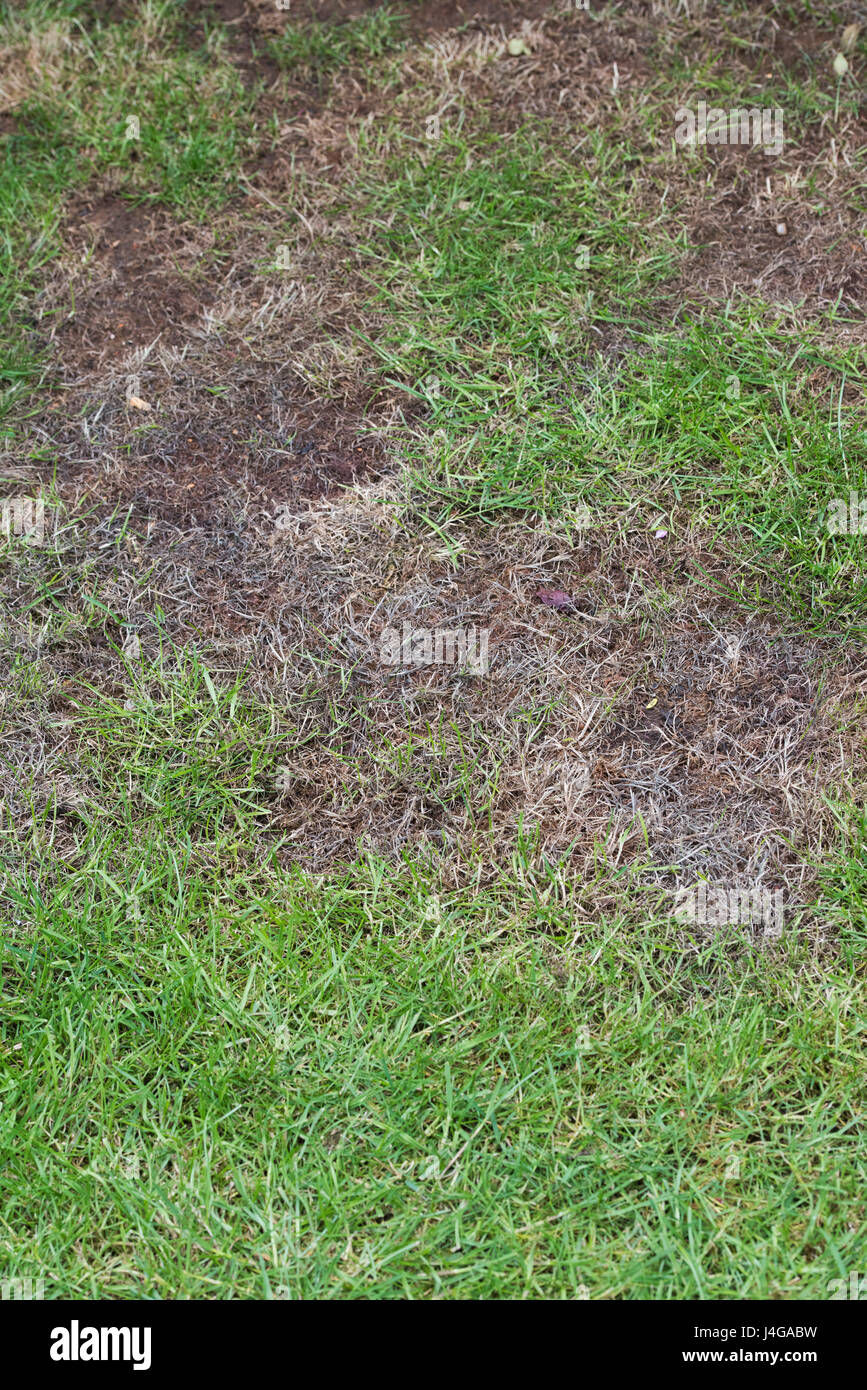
[3,0,866,920]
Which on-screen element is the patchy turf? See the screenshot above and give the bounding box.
[2,0,867,1301]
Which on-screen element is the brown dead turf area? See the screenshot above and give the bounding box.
[3,0,866,909]
[49,195,214,368]
[195,0,557,37]
[3,490,864,929]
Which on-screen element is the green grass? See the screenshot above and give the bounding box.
[354,122,679,370]
[814,796,867,964]
[3,13,256,212]
[3,824,866,1297]
[265,7,409,87]
[2,0,867,1302]
[0,633,863,1298]
[327,118,867,635]
[0,117,78,427]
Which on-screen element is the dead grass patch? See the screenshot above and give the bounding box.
[42,194,216,372]
[244,0,556,39]
[3,0,866,924]
[1,466,864,934]
[253,498,864,899]
[0,20,75,112]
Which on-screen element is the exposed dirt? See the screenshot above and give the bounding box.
[24,401,388,639]
[204,0,558,37]
[669,133,867,317]
[760,17,840,77]
[71,409,388,523]
[50,196,213,370]
[174,0,560,90]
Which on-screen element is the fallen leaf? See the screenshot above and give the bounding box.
[833,52,849,77]
[842,23,860,53]
[535,588,575,612]
[645,698,658,709]
[127,395,151,411]
[507,37,529,55]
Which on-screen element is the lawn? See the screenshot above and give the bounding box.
[1,0,866,1300]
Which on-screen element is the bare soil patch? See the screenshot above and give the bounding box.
[249,502,865,896]
[49,195,214,371]
[177,0,559,88]
[69,403,389,523]
[673,144,867,316]
[223,0,556,38]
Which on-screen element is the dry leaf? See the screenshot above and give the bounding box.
[841,24,860,54]
[535,588,575,612]
[127,396,151,411]
[833,52,849,77]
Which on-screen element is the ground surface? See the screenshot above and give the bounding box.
[1,0,866,1299]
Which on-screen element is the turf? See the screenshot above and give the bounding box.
[1,0,867,1301]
